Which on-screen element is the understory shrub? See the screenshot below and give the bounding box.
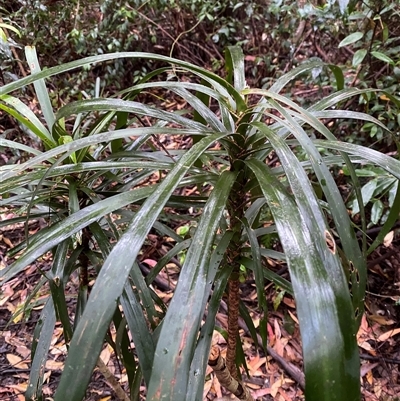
[1,45,400,401]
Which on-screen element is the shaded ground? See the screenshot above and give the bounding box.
[1,213,400,401]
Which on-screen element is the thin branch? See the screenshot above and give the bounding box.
[97,357,130,401]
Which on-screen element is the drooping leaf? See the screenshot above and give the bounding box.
[53,132,228,401]
[187,267,232,401]
[146,171,236,401]
[247,158,360,401]
[121,283,155,386]
[0,186,156,283]
[243,218,268,352]
[25,298,56,401]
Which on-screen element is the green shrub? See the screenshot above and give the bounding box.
[1,46,400,401]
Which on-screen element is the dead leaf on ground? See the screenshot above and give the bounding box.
[6,353,30,369]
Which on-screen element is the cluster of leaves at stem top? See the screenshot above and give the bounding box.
[1,43,399,401]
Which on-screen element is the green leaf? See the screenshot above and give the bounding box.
[25,46,56,132]
[129,262,158,328]
[0,97,56,149]
[187,268,232,401]
[121,283,155,386]
[172,86,226,131]
[327,64,345,90]
[239,256,293,295]
[269,61,340,94]
[368,182,400,255]
[314,140,400,179]
[370,199,384,225]
[0,160,173,193]
[246,95,367,324]
[145,239,191,285]
[0,137,43,157]
[0,22,21,37]
[238,300,259,349]
[0,127,210,182]
[0,186,155,283]
[338,0,350,13]
[247,158,360,401]
[53,132,228,401]
[192,79,211,127]
[243,218,268,352]
[352,179,378,215]
[338,32,364,47]
[49,241,73,343]
[147,171,236,401]
[371,51,395,65]
[0,51,244,111]
[56,98,209,132]
[226,46,247,93]
[26,298,56,401]
[352,49,367,67]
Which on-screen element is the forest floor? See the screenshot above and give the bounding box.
[1,197,400,401]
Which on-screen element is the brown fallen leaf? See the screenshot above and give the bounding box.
[1,234,14,248]
[0,284,14,306]
[7,382,28,392]
[368,314,396,326]
[247,355,267,374]
[45,359,64,370]
[377,327,400,342]
[360,362,379,377]
[6,353,30,369]
[383,231,394,247]
[252,387,272,398]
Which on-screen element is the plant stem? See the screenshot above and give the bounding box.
[226,274,240,379]
[209,345,254,401]
[225,171,247,379]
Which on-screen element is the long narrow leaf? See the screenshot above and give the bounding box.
[0,186,156,282]
[146,170,236,401]
[0,51,244,109]
[25,298,56,401]
[187,267,232,401]
[246,158,360,401]
[56,98,208,131]
[25,46,56,131]
[252,100,368,324]
[314,140,400,178]
[0,127,214,182]
[53,132,228,401]
[0,97,55,148]
[121,283,155,386]
[243,218,268,351]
